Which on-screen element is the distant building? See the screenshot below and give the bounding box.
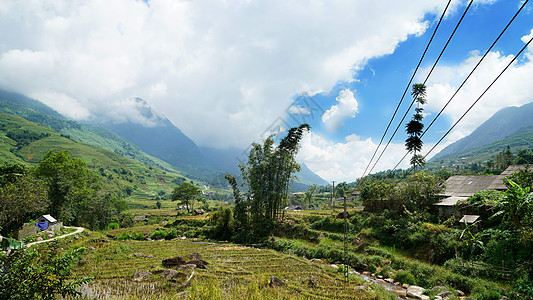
[284,205,303,212]
[135,215,148,221]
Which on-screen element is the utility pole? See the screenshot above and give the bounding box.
[343,196,348,282]
[331,181,335,210]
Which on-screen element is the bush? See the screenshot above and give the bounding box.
[107,222,119,230]
[0,242,92,299]
[393,270,416,285]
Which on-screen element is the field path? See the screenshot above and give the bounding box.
[26,226,84,247]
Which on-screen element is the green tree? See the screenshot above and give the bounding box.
[35,150,101,226]
[491,179,533,230]
[225,174,249,241]
[405,83,427,172]
[391,172,444,212]
[304,184,317,209]
[171,182,201,213]
[0,242,92,299]
[228,124,309,238]
[0,163,48,236]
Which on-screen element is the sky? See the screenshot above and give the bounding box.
[0,0,532,182]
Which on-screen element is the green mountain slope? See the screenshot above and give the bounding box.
[427,130,533,169]
[0,112,190,200]
[0,91,181,174]
[433,101,533,159]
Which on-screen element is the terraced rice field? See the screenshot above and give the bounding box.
[69,233,392,299]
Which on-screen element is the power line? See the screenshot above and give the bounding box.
[422,35,533,162]
[389,0,529,174]
[364,0,474,178]
[360,0,452,179]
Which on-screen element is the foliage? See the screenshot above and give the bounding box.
[405,83,427,171]
[171,182,201,213]
[226,124,310,240]
[0,163,49,236]
[0,242,92,299]
[209,206,235,241]
[393,270,416,285]
[391,172,444,212]
[491,179,533,229]
[35,150,101,226]
[360,178,395,202]
[304,184,317,209]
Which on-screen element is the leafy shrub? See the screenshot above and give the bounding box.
[393,270,416,285]
[107,222,119,230]
[150,230,167,240]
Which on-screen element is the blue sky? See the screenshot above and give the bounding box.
[0,0,532,181]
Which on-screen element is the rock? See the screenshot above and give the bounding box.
[393,290,407,297]
[377,275,383,279]
[303,276,317,287]
[384,278,394,284]
[132,271,152,282]
[362,271,371,276]
[178,264,197,270]
[402,283,410,289]
[162,256,187,267]
[457,290,465,296]
[189,259,209,269]
[434,296,442,300]
[431,286,450,294]
[419,296,430,300]
[36,237,43,241]
[269,276,284,288]
[86,246,96,251]
[407,285,426,299]
[437,291,453,300]
[330,264,339,269]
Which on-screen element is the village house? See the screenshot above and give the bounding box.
[434,165,530,221]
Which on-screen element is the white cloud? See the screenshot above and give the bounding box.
[322,89,359,132]
[0,0,451,149]
[299,132,446,182]
[422,31,533,145]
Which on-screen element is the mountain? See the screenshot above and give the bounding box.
[0,112,189,199]
[0,91,181,174]
[94,98,215,181]
[200,145,329,187]
[432,102,533,159]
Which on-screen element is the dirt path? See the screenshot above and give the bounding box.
[26,226,84,247]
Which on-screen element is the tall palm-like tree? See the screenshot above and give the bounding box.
[405,83,427,172]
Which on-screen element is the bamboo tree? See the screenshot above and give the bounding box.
[405,83,427,172]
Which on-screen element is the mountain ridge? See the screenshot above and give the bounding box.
[432,101,533,159]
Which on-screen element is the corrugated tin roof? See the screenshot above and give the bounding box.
[434,196,468,206]
[444,175,495,197]
[42,214,57,223]
[487,165,531,190]
[459,215,480,224]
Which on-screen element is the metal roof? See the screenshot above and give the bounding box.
[487,165,531,191]
[459,215,480,224]
[434,196,468,206]
[444,175,495,197]
[41,214,57,223]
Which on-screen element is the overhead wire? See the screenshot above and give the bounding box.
[359,0,452,179]
[388,0,529,174]
[421,35,533,162]
[364,0,474,178]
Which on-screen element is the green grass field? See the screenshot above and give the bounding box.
[61,231,394,299]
